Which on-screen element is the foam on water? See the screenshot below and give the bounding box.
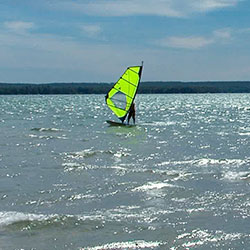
[31,127,63,132]
[0,211,107,231]
[132,182,176,192]
[0,211,55,227]
[63,148,114,159]
[83,240,163,250]
[174,229,248,249]
[29,134,68,140]
[222,171,250,181]
[159,158,250,167]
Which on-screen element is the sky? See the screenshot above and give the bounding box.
[1,0,250,83]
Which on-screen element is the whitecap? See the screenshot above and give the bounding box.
[83,240,163,250]
[0,211,103,229]
[177,229,243,248]
[29,134,67,140]
[68,194,96,201]
[159,158,250,167]
[222,171,250,181]
[0,211,54,227]
[158,160,193,166]
[64,148,113,159]
[195,158,247,166]
[239,132,250,136]
[142,121,175,126]
[31,127,62,132]
[187,207,206,214]
[132,182,175,192]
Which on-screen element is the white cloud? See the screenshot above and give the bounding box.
[190,0,240,12]
[55,0,182,17]
[47,0,241,17]
[80,24,101,38]
[3,21,35,33]
[1,23,250,82]
[213,28,232,39]
[156,36,214,49]
[156,28,233,50]
[0,23,143,82]
[236,27,250,34]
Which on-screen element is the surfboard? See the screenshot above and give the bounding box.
[106,120,135,127]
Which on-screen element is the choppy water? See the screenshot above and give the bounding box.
[0,94,250,250]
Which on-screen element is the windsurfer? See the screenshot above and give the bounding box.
[127,102,135,124]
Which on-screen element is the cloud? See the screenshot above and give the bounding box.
[55,0,182,17]
[3,21,35,33]
[213,28,232,39]
[156,28,233,50]
[47,0,241,17]
[0,21,144,82]
[1,21,250,82]
[189,0,240,12]
[236,27,250,34]
[80,24,102,38]
[156,36,214,49]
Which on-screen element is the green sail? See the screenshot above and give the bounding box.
[106,65,143,122]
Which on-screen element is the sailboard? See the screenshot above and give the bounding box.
[105,62,143,125]
[106,120,135,127]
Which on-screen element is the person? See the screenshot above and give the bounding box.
[127,102,135,124]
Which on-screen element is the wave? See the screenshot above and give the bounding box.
[31,127,62,132]
[222,171,250,181]
[0,210,158,235]
[132,181,176,192]
[159,158,250,167]
[83,240,163,250]
[142,121,176,126]
[239,127,250,136]
[194,158,250,167]
[29,134,67,140]
[63,148,130,160]
[140,168,192,181]
[239,132,250,136]
[0,211,104,231]
[176,229,244,249]
[64,148,112,159]
[0,211,55,227]
[62,162,92,172]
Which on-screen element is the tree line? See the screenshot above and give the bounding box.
[1,81,250,95]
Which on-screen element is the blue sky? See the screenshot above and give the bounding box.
[1,0,250,83]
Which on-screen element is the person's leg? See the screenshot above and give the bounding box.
[132,113,135,124]
[127,112,132,124]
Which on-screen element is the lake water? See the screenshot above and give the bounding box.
[0,94,250,249]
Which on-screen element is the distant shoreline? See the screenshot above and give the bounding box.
[1,81,250,95]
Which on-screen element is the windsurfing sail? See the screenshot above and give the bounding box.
[105,63,143,122]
